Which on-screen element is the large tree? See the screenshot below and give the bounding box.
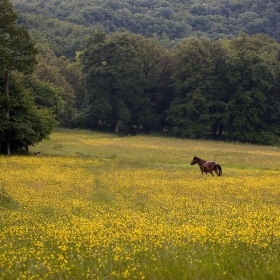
[222,34,279,143]
[0,0,53,154]
[80,31,173,133]
[34,51,77,127]
[81,30,142,133]
[0,76,56,154]
[0,0,37,77]
[167,38,228,138]
[131,35,173,131]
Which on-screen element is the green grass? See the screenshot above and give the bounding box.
[34,127,280,170]
[1,128,280,279]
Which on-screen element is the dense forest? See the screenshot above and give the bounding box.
[2,0,280,154]
[11,0,280,59]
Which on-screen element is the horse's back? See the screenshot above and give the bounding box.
[205,161,216,167]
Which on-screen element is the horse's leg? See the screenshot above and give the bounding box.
[214,166,219,176]
[200,167,204,175]
[212,165,217,176]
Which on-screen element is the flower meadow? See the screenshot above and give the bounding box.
[1,129,280,279]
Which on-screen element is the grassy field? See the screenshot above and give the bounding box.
[1,128,280,279]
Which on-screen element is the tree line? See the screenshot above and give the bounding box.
[79,31,280,145]
[2,0,280,155]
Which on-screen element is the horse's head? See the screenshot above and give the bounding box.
[190,156,198,165]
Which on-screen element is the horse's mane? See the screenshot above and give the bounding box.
[197,156,206,163]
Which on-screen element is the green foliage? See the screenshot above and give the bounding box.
[167,34,280,144]
[131,35,172,131]
[81,31,172,133]
[168,38,228,138]
[81,30,143,132]
[222,34,279,142]
[0,76,57,154]
[33,51,77,127]
[1,0,37,76]
[10,0,280,60]
[22,75,65,117]
[0,0,44,154]
[77,31,280,145]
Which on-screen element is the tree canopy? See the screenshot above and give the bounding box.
[79,32,280,145]
[168,34,280,144]
[80,31,172,133]
[0,0,56,154]
[10,0,280,60]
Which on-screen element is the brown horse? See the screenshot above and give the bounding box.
[190,156,222,176]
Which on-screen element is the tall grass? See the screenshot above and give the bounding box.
[34,128,280,169]
[1,128,280,279]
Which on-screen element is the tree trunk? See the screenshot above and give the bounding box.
[114,120,119,133]
[218,124,223,138]
[5,74,11,156]
[211,123,218,139]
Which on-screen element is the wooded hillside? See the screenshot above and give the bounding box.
[11,0,280,60]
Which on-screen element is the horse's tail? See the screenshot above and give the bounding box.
[215,164,222,176]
